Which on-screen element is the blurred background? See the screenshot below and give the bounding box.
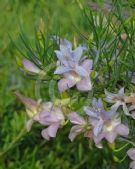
[0,0,135,168]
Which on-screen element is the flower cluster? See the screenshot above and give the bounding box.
[54,38,92,92]
[15,92,65,140]
[17,38,135,168]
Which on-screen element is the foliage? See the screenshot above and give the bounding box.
[1,0,135,169]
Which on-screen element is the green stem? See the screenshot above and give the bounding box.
[0,127,26,157]
[113,143,130,152]
[118,154,128,163]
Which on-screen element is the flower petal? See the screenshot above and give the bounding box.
[115,124,129,136]
[93,133,105,148]
[105,131,117,143]
[54,50,69,66]
[68,112,86,125]
[60,44,71,56]
[33,113,40,121]
[84,106,98,118]
[53,36,72,50]
[129,105,135,111]
[54,50,63,59]
[26,119,34,132]
[54,66,70,74]
[111,102,121,112]
[130,161,135,169]
[104,89,117,103]
[41,128,50,140]
[123,103,130,116]
[131,112,135,119]
[76,78,92,91]
[93,119,104,136]
[38,111,51,125]
[39,111,63,125]
[81,59,93,73]
[97,98,103,109]
[75,66,89,77]
[15,92,38,115]
[58,78,76,92]
[92,98,98,107]
[41,123,60,140]
[61,39,72,50]
[42,102,53,112]
[127,148,135,161]
[23,59,40,73]
[72,46,83,63]
[69,125,83,141]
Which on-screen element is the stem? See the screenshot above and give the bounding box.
[0,127,26,157]
[118,154,128,163]
[124,139,135,147]
[113,143,130,152]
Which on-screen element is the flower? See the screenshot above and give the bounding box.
[38,102,65,140]
[127,148,135,169]
[68,112,91,141]
[15,92,65,140]
[22,59,41,74]
[15,92,42,131]
[104,88,130,116]
[54,38,92,92]
[84,98,129,148]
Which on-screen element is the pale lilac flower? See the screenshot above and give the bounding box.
[127,148,135,169]
[68,112,91,141]
[54,38,92,92]
[15,92,42,131]
[15,92,65,140]
[84,98,129,148]
[105,88,130,116]
[23,59,41,74]
[38,102,65,140]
